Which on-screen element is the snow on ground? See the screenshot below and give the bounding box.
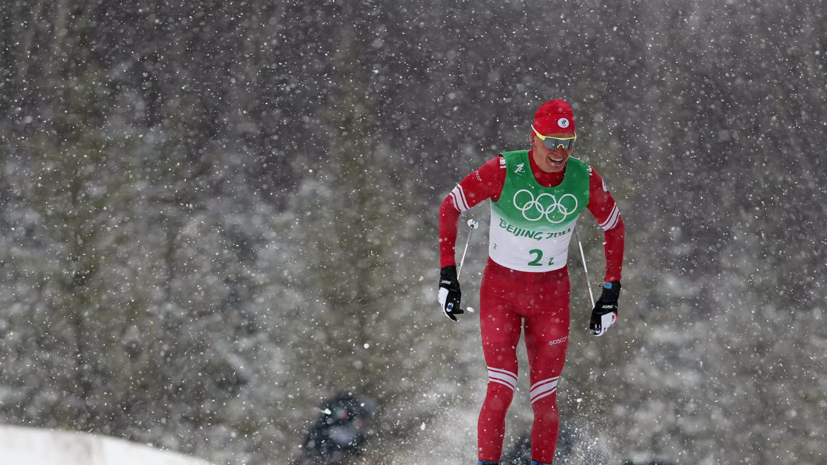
[0,425,214,465]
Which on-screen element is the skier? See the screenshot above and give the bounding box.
[437,99,625,465]
[296,393,376,465]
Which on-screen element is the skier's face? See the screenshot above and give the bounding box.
[531,131,574,173]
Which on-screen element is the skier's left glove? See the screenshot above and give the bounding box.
[437,265,464,322]
[591,281,621,336]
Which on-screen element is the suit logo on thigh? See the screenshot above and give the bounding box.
[548,336,568,346]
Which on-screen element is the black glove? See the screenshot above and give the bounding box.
[437,265,464,322]
[591,281,621,336]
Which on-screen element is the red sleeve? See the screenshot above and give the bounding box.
[439,156,505,268]
[586,167,625,282]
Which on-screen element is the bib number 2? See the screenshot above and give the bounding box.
[528,249,554,267]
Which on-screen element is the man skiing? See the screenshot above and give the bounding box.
[437,99,625,464]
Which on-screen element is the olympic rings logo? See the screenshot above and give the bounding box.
[513,189,578,223]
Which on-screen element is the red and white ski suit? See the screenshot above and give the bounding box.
[439,151,625,463]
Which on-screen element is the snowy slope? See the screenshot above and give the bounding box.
[0,425,214,465]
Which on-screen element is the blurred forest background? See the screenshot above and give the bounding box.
[1,0,826,464]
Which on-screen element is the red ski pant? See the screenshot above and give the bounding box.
[477,259,571,464]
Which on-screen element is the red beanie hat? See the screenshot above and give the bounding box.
[533,99,576,135]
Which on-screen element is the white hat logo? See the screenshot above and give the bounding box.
[558,118,570,128]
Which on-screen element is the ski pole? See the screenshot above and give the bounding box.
[457,218,479,279]
[574,226,595,308]
[446,219,479,315]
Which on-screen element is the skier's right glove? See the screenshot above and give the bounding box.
[590,281,621,336]
[438,265,464,322]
